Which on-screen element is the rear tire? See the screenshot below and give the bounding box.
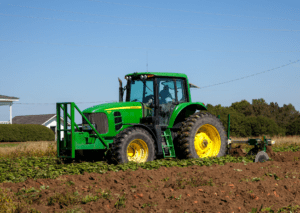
[110,127,156,164]
[177,112,227,159]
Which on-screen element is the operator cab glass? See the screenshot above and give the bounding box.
[157,78,187,125]
[176,79,187,103]
[127,78,154,105]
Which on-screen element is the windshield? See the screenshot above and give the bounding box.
[127,79,154,104]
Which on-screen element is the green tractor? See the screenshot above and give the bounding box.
[57,72,228,163]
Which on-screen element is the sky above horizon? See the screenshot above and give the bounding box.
[0,0,299,123]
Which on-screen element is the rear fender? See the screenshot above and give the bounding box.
[168,102,207,128]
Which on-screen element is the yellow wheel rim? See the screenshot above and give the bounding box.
[127,139,149,163]
[194,124,221,158]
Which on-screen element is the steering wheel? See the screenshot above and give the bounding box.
[144,95,154,104]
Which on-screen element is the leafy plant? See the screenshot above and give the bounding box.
[141,202,157,208]
[115,193,126,209]
[161,177,170,181]
[252,177,261,182]
[66,181,75,186]
[175,176,215,189]
[81,194,99,204]
[97,189,112,200]
[47,192,79,206]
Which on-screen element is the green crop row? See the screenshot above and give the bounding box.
[272,144,300,152]
[0,155,254,183]
[0,143,299,183]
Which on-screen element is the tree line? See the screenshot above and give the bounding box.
[206,98,300,137]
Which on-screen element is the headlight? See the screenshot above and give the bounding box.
[228,139,231,144]
[140,75,144,80]
[267,140,275,145]
[129,76,132,80]
[82,123,96,130]
[144,75,147,79]
[125,76,128,80]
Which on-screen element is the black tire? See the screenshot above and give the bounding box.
[176,112,227,159]
[255,151,269,163]
[109,127,156,164]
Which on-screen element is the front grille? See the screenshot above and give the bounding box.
[83,113,108,134]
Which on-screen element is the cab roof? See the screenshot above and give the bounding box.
[126,72,188,79]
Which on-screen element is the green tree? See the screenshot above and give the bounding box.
[251,98,272,117]
[206,99,300,137]
[230,100,253,116]
[286,115,300,135]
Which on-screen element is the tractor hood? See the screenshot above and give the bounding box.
[82,102,143,114]
[82,102,151,137]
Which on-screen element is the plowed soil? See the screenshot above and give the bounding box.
[2,149,300,213]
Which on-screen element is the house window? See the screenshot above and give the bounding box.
[50,126,56,133]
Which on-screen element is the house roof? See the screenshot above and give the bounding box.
[0,95,19,100]
[12,114,56,125]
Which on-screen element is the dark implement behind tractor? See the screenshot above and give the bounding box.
[57,72,229,163]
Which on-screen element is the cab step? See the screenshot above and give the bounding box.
[161,129,176,158]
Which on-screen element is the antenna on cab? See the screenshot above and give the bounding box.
[146,51,148,72]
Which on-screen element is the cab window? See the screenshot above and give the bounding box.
[128,79,154,104]
[176,79,187,103]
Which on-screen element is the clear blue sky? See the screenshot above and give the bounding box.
[1,0,299,122]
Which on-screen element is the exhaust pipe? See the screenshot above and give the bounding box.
[118,77,123,102]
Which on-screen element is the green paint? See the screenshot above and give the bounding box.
[126,72,188,78]
[167,102,207,128]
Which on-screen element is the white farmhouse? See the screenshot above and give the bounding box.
[0,95,19,124]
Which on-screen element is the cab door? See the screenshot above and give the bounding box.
[156,78,188,126]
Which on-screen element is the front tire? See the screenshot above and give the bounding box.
[110,127,155,164]
[177,112,227,159]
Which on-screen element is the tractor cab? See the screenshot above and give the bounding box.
[120,73,190,126]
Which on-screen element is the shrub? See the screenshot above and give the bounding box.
[0,124,55,142]
[243,116,281,137]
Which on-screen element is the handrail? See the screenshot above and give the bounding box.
[60,105,80,130]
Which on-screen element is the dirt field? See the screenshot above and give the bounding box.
[1,147,300,213]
